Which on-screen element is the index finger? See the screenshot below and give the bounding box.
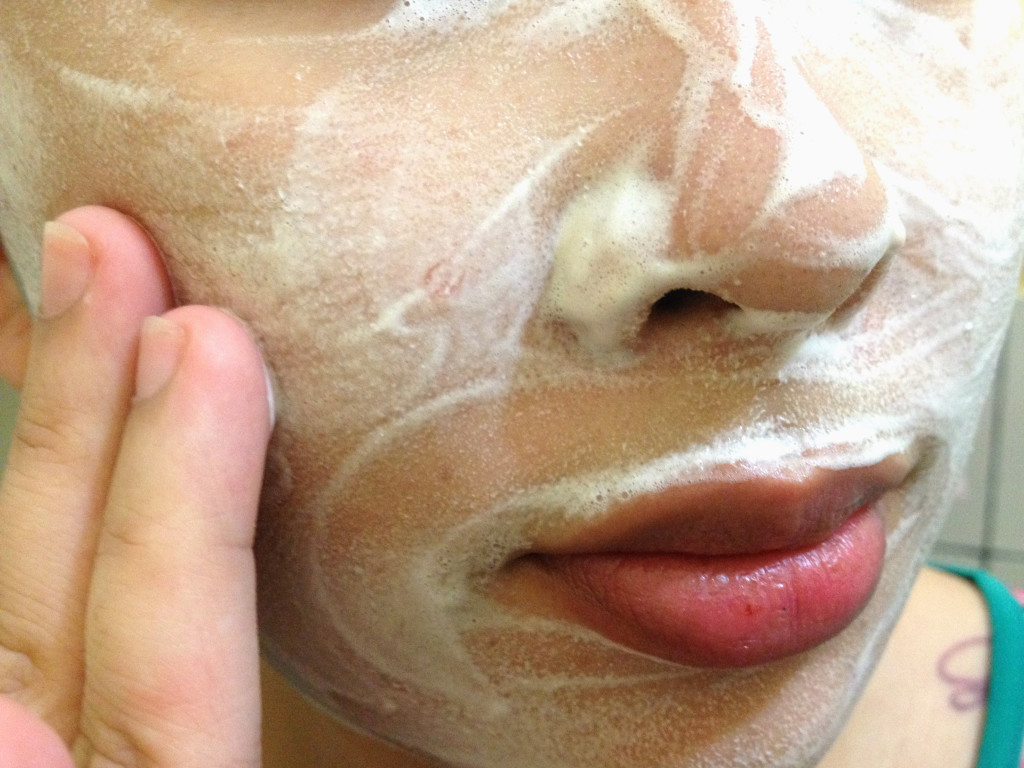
[0,208,173,740]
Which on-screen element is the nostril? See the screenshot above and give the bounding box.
[637,288,739,343]
[650,288,707,316]
[647,288,735,323]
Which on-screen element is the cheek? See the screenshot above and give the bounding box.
[3,4,1024,766]
[0,49,306,299]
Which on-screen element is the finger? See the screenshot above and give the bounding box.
[74,306,272,768]
[0,243,31,389]
[0,696,74,768]
[0,207,173,738]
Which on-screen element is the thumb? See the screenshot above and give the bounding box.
[0,696,74,768]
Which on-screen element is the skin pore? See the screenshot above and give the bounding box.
[1,1,1023,767]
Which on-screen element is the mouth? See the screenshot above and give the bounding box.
[494,454,913,668]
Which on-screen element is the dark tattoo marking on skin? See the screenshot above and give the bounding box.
[936,636,990,712]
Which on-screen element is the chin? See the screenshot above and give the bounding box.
[250,420,952,768]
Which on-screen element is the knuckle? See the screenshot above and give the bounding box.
[99,490,179,550]
[76,662,260,768]
[78,634,258,768]
[9,398,96,471]
[0,643,40,701]
[0,588,83,740]
[0,603,67,701]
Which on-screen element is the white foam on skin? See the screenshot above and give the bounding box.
[260,3,1024,767]
[305,415,920,699]
[529,3,906,356]
[254,1,1024,766]
[2,0,1023,766]
[383,0,512,30]
[57,65,169,110]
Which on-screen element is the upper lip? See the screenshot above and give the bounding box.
[529,454,914,557]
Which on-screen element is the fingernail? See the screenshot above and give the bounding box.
[135,316,186,401]
[263,362,278,432]
[39,221,94,320]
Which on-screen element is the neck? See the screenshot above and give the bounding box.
[820,567,990,768]
[261,659,440,768]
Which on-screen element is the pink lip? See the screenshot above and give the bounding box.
[506,455,912,668]
[535,455,912,557]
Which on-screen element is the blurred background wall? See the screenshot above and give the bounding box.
[0,378,14,471]
[931,295,1024,586]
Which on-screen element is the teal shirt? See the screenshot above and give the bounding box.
[932,564,1024,768]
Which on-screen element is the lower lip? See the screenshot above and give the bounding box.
[536,507,886,668]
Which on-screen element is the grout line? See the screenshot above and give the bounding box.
[979,332,1011,570]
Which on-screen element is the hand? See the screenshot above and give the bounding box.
[0,207,273,767]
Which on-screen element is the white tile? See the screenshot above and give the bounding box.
[929,546,984,571]
[992,299,1024,555]
[989,559,1024,591]
[938,394,992,549]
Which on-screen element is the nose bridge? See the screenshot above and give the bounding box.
[666,0,901,307]
[541,0,904,355]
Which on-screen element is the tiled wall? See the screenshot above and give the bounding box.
[1,304,1022,586]
[932,298,1024,587]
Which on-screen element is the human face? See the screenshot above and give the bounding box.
[2,1,1023,766]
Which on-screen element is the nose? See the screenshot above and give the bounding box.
[540,1,904,355]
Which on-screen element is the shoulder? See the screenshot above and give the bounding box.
[821,567,990,768]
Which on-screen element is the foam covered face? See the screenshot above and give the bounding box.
[2,1,1024,766]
